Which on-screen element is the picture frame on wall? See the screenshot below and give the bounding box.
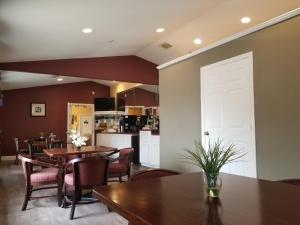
[31,103,46,117]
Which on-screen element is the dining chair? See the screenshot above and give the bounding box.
[279,179,300,186]
[63,156,109,219]
[48,140,65,149]
[18,154,63,210]
[14,138,29,165]
[107,148,134,182]
[27,140,48,158]
[130,169,180,182]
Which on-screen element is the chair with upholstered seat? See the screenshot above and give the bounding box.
[14,138,29,165]
[107,148,134,182]
[18,154,63,210]
[63,156,109,219]
[130,169,180,182]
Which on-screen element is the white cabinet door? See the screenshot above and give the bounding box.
[151,135,160,168]
[140,131,160,168]
[139,131,152,167]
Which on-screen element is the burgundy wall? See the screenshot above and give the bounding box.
[118,88,159,107]
[0,56,159,85]
[0,81,110,156]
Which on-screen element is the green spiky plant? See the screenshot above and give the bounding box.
[181,139,245,197]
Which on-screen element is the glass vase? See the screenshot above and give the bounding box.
[204,173,222,198]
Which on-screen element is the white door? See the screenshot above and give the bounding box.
[201,52,257,178]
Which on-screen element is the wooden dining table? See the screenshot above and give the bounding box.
[43,145,118,158]
[93,172,300,225]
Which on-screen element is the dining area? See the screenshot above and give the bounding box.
[7,131,300,225]
[10,131,137,221]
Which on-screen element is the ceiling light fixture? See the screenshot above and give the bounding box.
[156,28,165,33]
[241,17,251,24]
[82,28,93,34]
[193,38,202,45]
[57,78,63,81]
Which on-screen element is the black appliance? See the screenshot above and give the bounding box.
[94,98,115,111]
[122,115,137,133]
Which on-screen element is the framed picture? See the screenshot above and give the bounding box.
[31,103,46,117]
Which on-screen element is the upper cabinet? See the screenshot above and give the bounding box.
[117,85,159,116]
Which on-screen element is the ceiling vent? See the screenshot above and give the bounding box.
[160,42,173,49]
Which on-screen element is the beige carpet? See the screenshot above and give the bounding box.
[0,160,129,225]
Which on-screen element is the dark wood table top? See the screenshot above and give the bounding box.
[43,145,117,157]
[93,172,300,225]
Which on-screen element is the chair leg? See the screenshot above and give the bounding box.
[21,185,31,211]
[70,190,77,220]
[118,176,122,183]
[15,154,18,165]
[57,180,63,207]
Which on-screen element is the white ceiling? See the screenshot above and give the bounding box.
[0,0,299,65]
[0,71,158,93]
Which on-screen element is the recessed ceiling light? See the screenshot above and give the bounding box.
[57,78,63,81]
[241,17,251,24]
[82,28,92,34]
[193,38,202,45]
[156,28,165,33]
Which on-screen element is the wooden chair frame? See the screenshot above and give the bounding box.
[107,148,134,183]
[18,154,63,210]
[279,179,300,186]
[130,169,180,182]
[63,156,109,219]
[14,138,29,165]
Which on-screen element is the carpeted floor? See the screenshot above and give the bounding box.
[0,159,145,225]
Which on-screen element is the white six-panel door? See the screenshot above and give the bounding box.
[200,52,257,178]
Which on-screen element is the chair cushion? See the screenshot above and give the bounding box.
[64,173,74,186]
[109,163,127,174]
[30,167,59,185]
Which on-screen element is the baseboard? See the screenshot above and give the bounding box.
[1,156,15,161]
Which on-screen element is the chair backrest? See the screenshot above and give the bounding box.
[119,148,134,168]
[28,140,48,156]
[49,140,64,149]
[71,156,109,189]
[279,179,300,186]
[130,169,180,182]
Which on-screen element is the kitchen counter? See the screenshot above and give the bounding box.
[99,131,139,136]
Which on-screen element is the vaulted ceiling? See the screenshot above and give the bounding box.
[1,0,299,65]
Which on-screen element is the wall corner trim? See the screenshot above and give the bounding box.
[157,8,300,70]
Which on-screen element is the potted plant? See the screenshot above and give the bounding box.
[181,139,244,198]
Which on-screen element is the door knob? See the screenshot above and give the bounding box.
[204,131,209,136]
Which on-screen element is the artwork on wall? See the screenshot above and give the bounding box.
[30,103,46,117]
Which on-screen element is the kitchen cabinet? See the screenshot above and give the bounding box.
[139,131,159,168]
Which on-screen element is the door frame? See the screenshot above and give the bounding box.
[67,103,95,146]
[200,52,257,177]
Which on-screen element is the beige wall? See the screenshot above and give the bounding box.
[159,16,300,180]
[110,82,141,98]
